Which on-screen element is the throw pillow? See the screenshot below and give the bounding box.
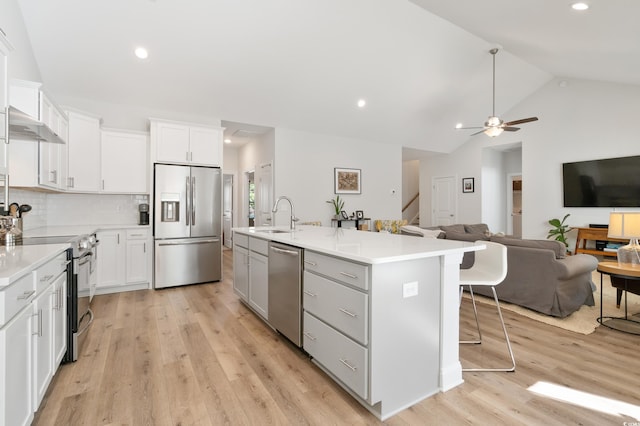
[464,223,490,234]
[400,226,443,238]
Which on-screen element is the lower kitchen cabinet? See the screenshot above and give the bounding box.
[233,245,249,301]
[97,228,150,293]
[32,286,54,408]
[52,275,67,368]
[248,237,269,320]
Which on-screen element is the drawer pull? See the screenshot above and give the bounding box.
[339,358,357,372]
[303,332,317,341]
[303,260,317,266]
[17,290,36,300]
[40,274,54,282]
[339,308,357,318]
[339,271,357,279]
[303,290,317,297]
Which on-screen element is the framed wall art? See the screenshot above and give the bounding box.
[462,177,474,193]
[334,168,361,194]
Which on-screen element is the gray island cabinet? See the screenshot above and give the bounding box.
[232,226,482,420]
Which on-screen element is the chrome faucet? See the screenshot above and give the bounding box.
[272,196,298,230]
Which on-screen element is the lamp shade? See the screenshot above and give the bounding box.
[608,212,640,239]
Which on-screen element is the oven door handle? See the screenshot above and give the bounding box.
[77,254,92,266]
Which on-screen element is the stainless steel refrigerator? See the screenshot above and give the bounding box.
[153,164,222,288]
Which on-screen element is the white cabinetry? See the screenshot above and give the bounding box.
[66,110,101,192]
[302,251,369,399]
[150,119,223,166]
[100,129,148,193]
[248,237,268,319]
[232,233,249,301]
[0,32,10,177]
[1,249,68,426]
[97,228,150,293]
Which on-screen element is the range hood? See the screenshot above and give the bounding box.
[8,106,65,144]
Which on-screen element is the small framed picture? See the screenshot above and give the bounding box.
[355,210,364,219]
[462,177,475,193]
[340,210,349,219]
[334,168,361,194]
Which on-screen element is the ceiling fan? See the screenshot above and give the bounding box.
[457,48,538,137]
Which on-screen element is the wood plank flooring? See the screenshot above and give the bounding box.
[33,250,640,425]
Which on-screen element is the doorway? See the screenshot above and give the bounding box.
[223,174,233,248]
[431,175,457,226]
[246,171,255,227]
[507,174,522,237]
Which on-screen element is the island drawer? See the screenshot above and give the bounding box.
[303,311,368,400]
[0,273,35,327]
[234,233,249,248]
[34,252,68,294]
[303,271,368,345]
[303,251,369,291]
[126,229,149,240]
[249,236,269,256]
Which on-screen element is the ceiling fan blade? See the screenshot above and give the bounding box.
[456,126,485,130]
[470,129,487,136]
[502,126,520,132]
[504,117,538,126]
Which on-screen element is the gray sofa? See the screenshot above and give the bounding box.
[402,223,598,317]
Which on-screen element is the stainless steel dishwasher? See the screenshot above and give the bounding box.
[268,241,303,347]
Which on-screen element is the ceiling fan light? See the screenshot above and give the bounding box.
[484,127,504,137]
[486,116,502,127]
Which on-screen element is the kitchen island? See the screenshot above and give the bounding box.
[232,225,483,420]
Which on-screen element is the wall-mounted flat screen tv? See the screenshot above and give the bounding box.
[563,155,640,207]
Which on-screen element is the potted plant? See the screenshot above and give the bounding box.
[547,213,572,250]
[326,195,345,218]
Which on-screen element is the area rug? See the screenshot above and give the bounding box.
[469,271,640,335]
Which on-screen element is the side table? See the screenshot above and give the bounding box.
[597,261,640,335]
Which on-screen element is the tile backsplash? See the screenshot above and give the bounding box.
[10,189,148,230]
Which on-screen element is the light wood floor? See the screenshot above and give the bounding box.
[33,250,640,425]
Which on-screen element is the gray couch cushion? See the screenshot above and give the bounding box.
[423,226,446,238]
[440,224,465,234]
[490,236,567,259]
[446,231,490,242]
[464,223,490,234]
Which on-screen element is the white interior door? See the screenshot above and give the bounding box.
[432,176,457,226]
[255,162,273,227]
[223,173,233,247]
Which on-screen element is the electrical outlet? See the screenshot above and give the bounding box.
[403,281,418,298]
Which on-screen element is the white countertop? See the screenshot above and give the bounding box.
[0,243,70,288]
[22,224,150,238]
[233,225,482,264]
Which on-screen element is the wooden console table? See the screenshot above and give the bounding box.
[574,227,628,257]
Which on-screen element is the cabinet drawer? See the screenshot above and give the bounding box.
[303,271,368,345]
[303,312,368,400]
[0,273,35,327]
[34,252,68,293]
[234,233,249,248]
[249,236,269,256]
[304,251,369,290]
[126,228,149,240]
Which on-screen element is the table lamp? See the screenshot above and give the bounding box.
[608,212,640,265]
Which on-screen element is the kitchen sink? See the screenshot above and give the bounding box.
[257,229,293,234]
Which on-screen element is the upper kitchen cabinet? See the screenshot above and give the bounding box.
[100,129,148,193]
[150,119,223,166]
[66,110,101,192]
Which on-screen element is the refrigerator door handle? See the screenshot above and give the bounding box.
[157,238,220,246]
[185,176,191,227]
[192,176,196,226]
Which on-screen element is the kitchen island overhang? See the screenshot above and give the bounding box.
[232,225,483,420]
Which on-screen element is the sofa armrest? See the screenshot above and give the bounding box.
[555,254,598,280]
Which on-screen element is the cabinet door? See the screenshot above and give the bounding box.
[67,111,101,192]
[96,230,126,288]
[101,130,148,193]
[126,239,148,284]
[249,251,268,319]
[233,245,249,301]
[155,121,189,163]
[52,274,67,367]
[32,288,54,408]
[0,306,33,426]
[38,140,60,189]
[189,126,221,166]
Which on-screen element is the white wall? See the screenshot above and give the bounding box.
[481,148,505,232]
[420,77,640,240]
[0,0,41,82]
[274,128,402,227]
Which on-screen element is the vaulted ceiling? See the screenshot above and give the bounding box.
[15,0,640,155]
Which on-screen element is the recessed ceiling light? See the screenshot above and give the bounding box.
[134,47,149,59]
[455,123,463,129]
[571,2,589,11]
[224,138,232,144]
[357,99,366,108]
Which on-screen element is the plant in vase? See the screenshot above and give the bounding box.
[547,213,572,251]
[326,195,345,219]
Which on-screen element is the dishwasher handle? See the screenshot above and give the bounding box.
[270,246,300,256]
